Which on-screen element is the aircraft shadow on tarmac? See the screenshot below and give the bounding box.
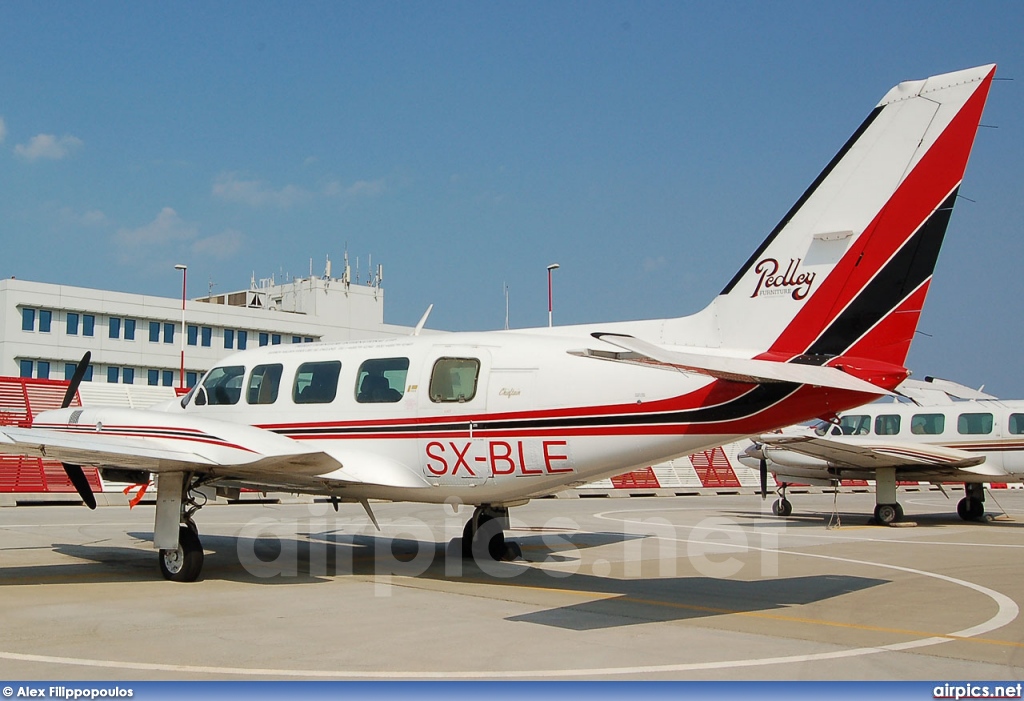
[1,528,888,631]
[720,504,1023,529]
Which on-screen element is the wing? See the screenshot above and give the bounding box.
[759,432,989,472]
[581,332,896,396]
[0,406,429,492]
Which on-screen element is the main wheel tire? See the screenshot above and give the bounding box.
[968,497,985,520]
[159,525,204,582]
[461,519,475,559]
[957,497,970,521]
[474,512,506,561]
[874,503,899,525]
[772,498,793,517]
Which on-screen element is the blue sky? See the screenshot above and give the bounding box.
[1,2,1022,395]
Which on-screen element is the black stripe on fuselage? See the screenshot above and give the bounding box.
[270,383,800,437]
[803,188,958,358]
[720,106,884,296]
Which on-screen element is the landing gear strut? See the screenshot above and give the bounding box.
[155,472,207,582]
[871,467,903,525]
[957,483,986,521]
[461,505,521,562]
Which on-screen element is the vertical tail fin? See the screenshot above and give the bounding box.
[703,65,995,372]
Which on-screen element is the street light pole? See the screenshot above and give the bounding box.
[546,263,560,328]
[174,264,187,389]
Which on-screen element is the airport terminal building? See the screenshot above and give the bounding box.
[0,272,413,391]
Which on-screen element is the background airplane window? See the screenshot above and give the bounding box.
[874,414,901,435]
[1010,414,1024,435]
[429,358,480,403]
[201,365,246,405]
[957,412,993,435]
[911,413,945,435]
[293,361,341,404]
[356,358,409,403]
[837,414,870,435]
[247,363,283,404]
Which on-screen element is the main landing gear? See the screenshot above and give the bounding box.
[772,484,793,517]
[956,483,986,521]
[155,472,207,582]
[460,505,522,562]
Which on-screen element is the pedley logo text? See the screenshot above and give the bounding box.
[750,257,815,300]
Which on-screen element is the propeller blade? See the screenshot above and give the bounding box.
[60,352,96,509]
[63,463,97,510]
[61,351,91,409]
[760,457,768,501]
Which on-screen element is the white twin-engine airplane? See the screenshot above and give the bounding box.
[0,65,996,581]
[742,378,1024,525]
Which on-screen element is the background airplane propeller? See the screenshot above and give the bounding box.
[59,352,96,510]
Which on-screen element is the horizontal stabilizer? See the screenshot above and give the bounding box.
[590,333,893,396]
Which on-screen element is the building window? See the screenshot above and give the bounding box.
[292,336,301,344]
[149,321,160,342]
[186,371,197,387]
[108,366,119,384]
[272,334,281,345]
[125,318,136,340]
[305,337,314,343]
[201,327,212,347]
[224,329,234,349]
[109,317,121,339]
[188,325,198,346]
[37,361,50,380]
[67,312,80,335]
[21,308,35,331]
[65,363,77,380]
[83,314,95,337]
[162,370,174,387]
[39,310,52,333]
[83,365,93,382]
[19,360,32,378]
[123,368,135,385]
[148,369,159,386]
[259,332,269,347]
[163,323,174,344]
[237,330,247,350]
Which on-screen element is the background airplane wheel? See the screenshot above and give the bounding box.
[957,498,970,520]
[968,498,985,520]
[159,525,204,582]
[874,503,899,525]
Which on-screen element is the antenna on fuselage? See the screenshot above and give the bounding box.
[413,304,433,336]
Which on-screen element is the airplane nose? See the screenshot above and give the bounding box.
[744,442,765,461]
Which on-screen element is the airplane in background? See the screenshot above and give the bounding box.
[0,65,996,581]
[742,377,1024,525]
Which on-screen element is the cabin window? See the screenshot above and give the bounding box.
[293,361,341,404]
[196,365,245,406]
[910,413,945,435]
[957,412,993,435]
[874,414,901,435]
[429,357,480,403]
[356,358,409,403]
[247,363,283,405]
[836,414,870,435]
[1009,414,1024,435]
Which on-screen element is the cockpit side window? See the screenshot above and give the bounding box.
[293,361,341,404]
[196,365,245,406]
[429,357,480,403]
[247,363,283,405]
[356,357,409,403]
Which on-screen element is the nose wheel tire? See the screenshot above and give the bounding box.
[772,498,792,517]
[159,525,204,582]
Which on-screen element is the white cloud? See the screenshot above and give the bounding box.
[116,207,197,248]
[643,255,668,273]
[323,177,386,200]
[192,229,244,259]
[0,117,6,144]
[212,172,311,208]
[15,133,83,161]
